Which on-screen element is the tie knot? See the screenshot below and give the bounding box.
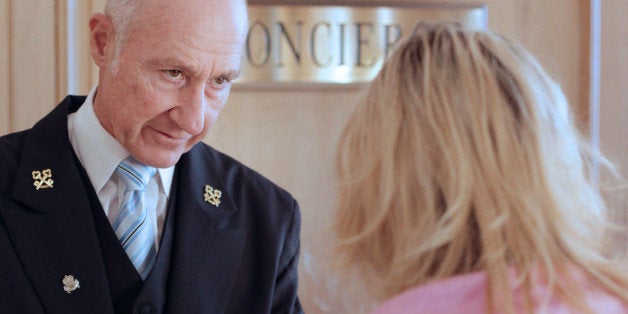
[116,156,156,190]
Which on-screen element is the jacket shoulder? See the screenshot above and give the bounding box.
[198,143,295,202]
[0,130,29,195]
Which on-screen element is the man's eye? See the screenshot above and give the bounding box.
[215,77,229,85]
[165,70,183,79]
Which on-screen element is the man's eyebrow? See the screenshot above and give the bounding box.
[143,58,241,80]
[143,58,194,72]
[223,69,242,81]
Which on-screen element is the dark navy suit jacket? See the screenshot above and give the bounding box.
[0,96,303,313]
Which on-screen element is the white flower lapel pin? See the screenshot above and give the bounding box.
[62,275,80,294]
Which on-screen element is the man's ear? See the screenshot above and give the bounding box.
[89,13,114,67]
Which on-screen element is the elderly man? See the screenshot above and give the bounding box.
[0,0,302,313]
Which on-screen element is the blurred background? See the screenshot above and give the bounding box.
[1,0,626,312]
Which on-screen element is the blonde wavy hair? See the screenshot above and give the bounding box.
[334,22,628,313]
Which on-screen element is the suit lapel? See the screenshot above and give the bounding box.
[165,145,246,313]
[0,98,113,313]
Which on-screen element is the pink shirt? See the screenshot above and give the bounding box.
[371,269,628,314]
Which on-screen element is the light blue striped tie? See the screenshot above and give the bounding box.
[112,156,157,280]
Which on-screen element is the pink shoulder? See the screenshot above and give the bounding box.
[370,271,488,314]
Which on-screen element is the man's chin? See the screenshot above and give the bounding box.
[134,150,183,168]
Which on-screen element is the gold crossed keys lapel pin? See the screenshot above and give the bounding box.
[32,169,54,190]
[203,185,221,207]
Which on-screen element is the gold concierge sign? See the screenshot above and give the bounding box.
[239,2,487,84]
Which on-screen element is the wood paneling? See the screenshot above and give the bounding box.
[0,0,10,134]
[61,0,103,95]
[0,0,104,135]
[73,0,96,94]
[487,0,591,127]
[10,1,56,132]
[600,0,628,254]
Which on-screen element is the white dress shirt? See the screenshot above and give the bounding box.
[67,86,175,251]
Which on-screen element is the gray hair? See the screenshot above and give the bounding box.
[103,0,144,73]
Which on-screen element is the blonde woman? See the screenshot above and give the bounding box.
[334,22,628,313]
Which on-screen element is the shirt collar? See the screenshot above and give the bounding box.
[69,85,174,195]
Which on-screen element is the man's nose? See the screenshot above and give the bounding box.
[172,85,206,135]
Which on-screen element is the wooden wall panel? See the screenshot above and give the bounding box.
[0,0,104,136]
[0,0,10,134]
[66,0,100,95]
[59,0,104,96]
[210,85,364,312]
[486,0,590,126]
[56,0,68,100]
[600,0,628,254]
[10,1,57,132]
